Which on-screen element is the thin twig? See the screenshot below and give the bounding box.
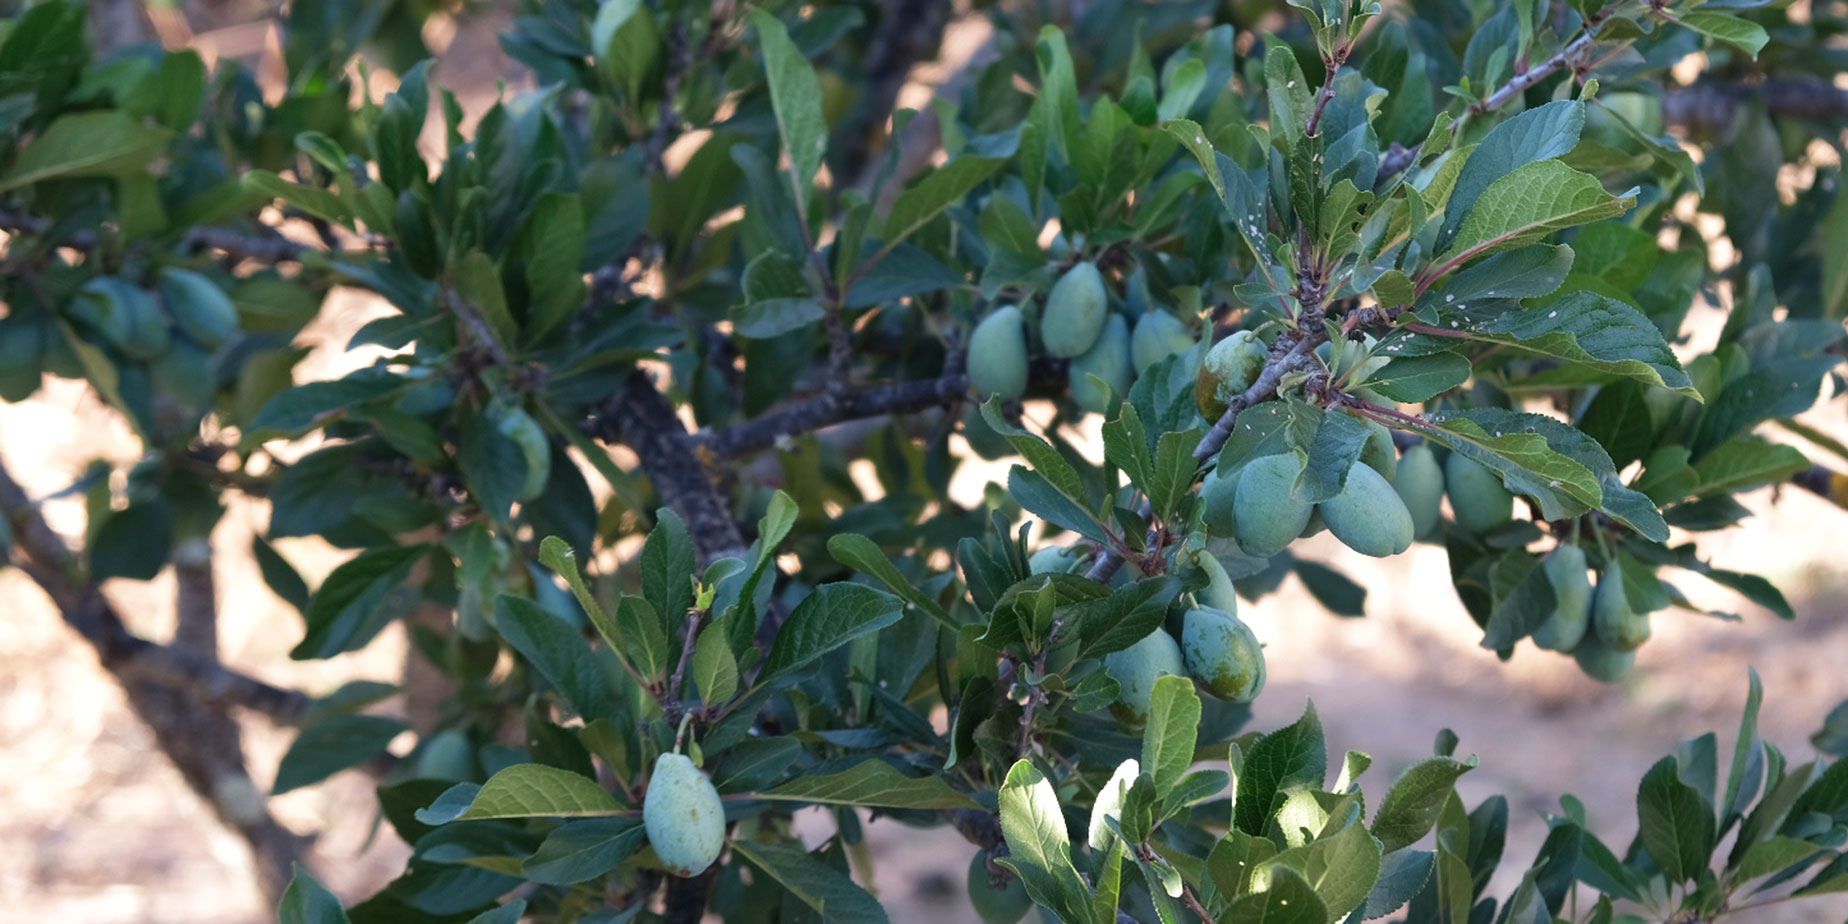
[0,209,310,263]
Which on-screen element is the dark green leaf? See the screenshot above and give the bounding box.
[763,583,904,681]
[273,714,408,795]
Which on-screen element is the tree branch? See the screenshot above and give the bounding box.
[696,372,974,460]
[1792,465,1848,510]
[0,459,312,904]
[830,0,954,184]
[0,462,314,724]
[663,866,719,924]
[0,209,310,263]
[586,371,748,561]
[1473,32,1597,116]
[1663,78,1848,136]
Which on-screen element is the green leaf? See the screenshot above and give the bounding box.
[761,759,981,810]
[1143,675,1203,792]
[1372,757,1478,852]
[1297,558,1367,616]
[521,192,588,341]
[453,250,516,347]
[1148,427,1206,521]
[1637,755,1717,883]
[430,764,623,821]
[522,819,647,885]
[1688,436,1810,497]
[272,714,407,795]
[827,533,953,629]
[1677,11,1768,58]
[1422,413,1603,521]
[495,595,615,722]
[749,9,826,222]
[279,865,353,924]
[734,294,824,338]
[1009,465,1109,542]
[1366,353,1471,403]
[731,840,890,924]
[1263,35,1312,153]
[1438,100,1585,250]
[693,622,739,703]
[241,170,354,226]
[1456,292,1699,396]
[642,509,696,641]
[997,760,1096,924]
[1223,864,1328,924]
[90,500,173,581]
[292,545,427,660]
[253,536,311,613]
[980,398,1090,502]
[0,110,170,191]
[1437,160,1634,269]
[881,154,1008,251]
[1302,818,1386,919]
[762,583,904,681]
[1361,849,1434,919]
[1235,702,1328,836]
[591,0,660,100]
[1733,835,1822,883]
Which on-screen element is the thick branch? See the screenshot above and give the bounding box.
[0,463,314,724]
[1664,78,1848,136]
[0,460,311,903]
[0,209,309,263]
[830,0,954,183]
[697,372,973,459]
[586,372,748,561]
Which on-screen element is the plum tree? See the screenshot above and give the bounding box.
[1,0,1846,922]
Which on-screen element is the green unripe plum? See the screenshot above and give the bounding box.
[1029,544,1088,575]
[1444,453,1514,534]
[1532,545,1593,652]
[415,729,474,781]
[122,285,173,360]
[1593,561,1650,652]
[968,851,1033,924]
[1572,633,1636,683]
[157,267,239,348]
[1132,311,1195,372]
[969,306,1030,401]
[1042,262,1109,357]
[71,277,141,349]
[1392,445,1444,539]
[644,752,726,877]
[1103,629,1184,724]
[1069,314,1132,414]
[1182,607,1266,703]
[1200,468,1238,537]
[1358,419,1398,482]
[1319,462,1414,558]
[1087,758,1140,851]
[1195,330,1267,420]
[1233,453,1315,558]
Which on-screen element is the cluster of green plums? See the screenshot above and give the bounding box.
[966,261,1198,412]
[1,266,239,405]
